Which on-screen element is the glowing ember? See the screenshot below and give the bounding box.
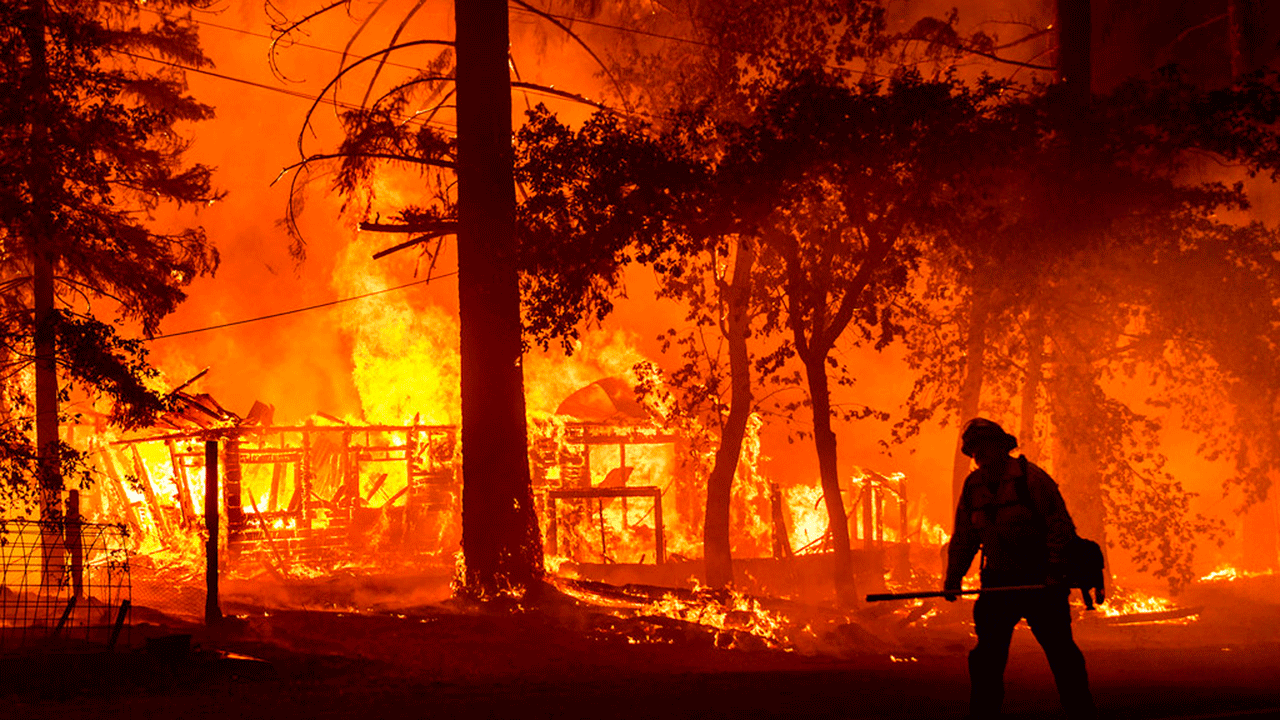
[555,579,810,651]
[638,587,796,649]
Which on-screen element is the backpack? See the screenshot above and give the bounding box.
[1014,457,1107,610]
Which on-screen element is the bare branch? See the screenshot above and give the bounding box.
[360,220,458,234]
[510,81,610,110]
[508,0,632,112]
[268,0,350,82]
[371,230,455,260]
[360,0,435,109]
[296,39,456,157]
[274,152,456,186]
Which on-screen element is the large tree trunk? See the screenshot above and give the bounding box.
[802,350,857,606]
[1019,316,1046,462]
[704,239,755,588]
[1051,0,1110,565]
[455,0,543,597]
[35,251,62,578]
[1051,409,1107,551]
[952,295,988,511]
[22,0,64,578]
[1228,0,1264,79]
[1048,359,1109,563]
[1056,0,1091,103]
[1229,0,1277,572]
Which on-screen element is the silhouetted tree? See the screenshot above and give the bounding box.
[0,0,218,546]
[598,0,890,590]
[898,68,1280,589]
[274,0,673,598]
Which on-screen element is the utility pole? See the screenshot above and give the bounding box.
[205,439,221,624]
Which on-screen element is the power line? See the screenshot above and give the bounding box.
[509,4,719,50]
[148,271,457,340]
[507,4,901,82]
[155,4,1033,122]
[121,50,458,131]
[148,8,606,119]
[508,4,1048,86]
[149,8,441,80]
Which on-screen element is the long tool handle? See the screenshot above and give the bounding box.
[866,584,1049,602]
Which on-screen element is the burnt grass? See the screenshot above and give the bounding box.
[4,579,1280,720]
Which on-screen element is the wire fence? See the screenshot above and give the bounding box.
[0,518,131,652]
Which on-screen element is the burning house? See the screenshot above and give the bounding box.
[1,364,960,641]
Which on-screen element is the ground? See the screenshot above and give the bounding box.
[4,575,1280,719]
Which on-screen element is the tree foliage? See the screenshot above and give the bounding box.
[898,69,1280,589]
[0,0,219,509]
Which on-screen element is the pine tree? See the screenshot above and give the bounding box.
[0,0,219,538]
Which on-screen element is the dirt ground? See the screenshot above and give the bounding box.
[5,576,1280,720]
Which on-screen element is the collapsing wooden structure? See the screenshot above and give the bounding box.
[531,421,690,566]
[100,420,460,570]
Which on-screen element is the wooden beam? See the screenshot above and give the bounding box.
[166,440,197,529]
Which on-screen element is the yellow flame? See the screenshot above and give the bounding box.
[1198,565,1275,583]
[1097,586,1197,625]
[785,484,829,551]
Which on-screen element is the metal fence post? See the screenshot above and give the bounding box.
[205,438,221,625]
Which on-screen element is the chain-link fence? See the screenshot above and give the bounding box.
[0,518,131,651]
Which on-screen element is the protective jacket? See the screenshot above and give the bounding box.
[946,456,1077,589]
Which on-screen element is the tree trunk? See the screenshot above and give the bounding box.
[1051,411,1107,552]
[1229,0,1278,574]
[952,295,989,511]
[1051,0,1110,564]
[1019,316,1046,462]
[802,350,857,606]
[1049,362,1109,560]
[1228,0,1264,79]
[1056,0,1091,103]
[455,0,543,597]
[22,0,63,578]
[704,238,755,588]
[35,251,62,578]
